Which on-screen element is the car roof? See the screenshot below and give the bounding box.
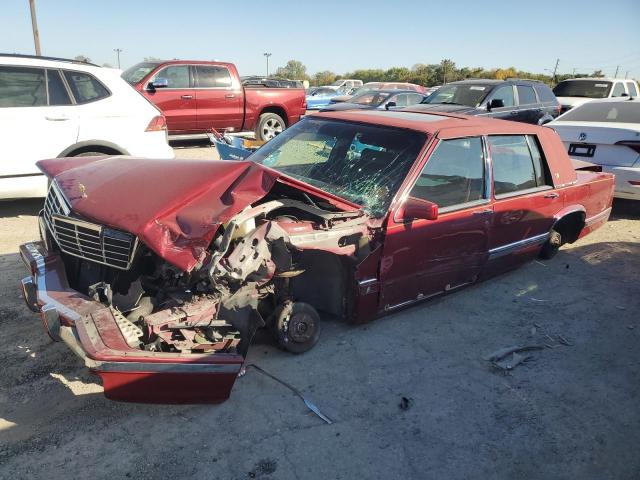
[0,53,101,72]
[558,77,629,82]
[313,109,550,137]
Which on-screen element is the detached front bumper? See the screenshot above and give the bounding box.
[19,242,243,404]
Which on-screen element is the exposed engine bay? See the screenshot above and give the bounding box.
[52,183,374,357]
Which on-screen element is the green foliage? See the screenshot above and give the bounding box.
[274,60,309,80]
[313,70,337,86]
[74,55,91,63]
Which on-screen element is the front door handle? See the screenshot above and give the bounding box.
[472,209,493,215]
[225,94,236,99]
[181,95,193,100]
[510,111,518,115]
[45,115,69,121]
[544,192,559,199]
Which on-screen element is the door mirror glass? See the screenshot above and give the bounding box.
[401,197,439,221]
[149,77,169,89]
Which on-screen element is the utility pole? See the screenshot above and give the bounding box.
[625,71,629,79]
[28,0,41,56]
[263,52,272,77]
[442,60,447,84]
[113,48,123,69]
[614,65,620,78]
[551,58,559,84]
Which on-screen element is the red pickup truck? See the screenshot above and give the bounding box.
[19,111,613,404]
[122,60,306,141]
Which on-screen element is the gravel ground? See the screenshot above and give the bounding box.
[0,155,638,479]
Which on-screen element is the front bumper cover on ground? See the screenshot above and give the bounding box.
[19,241,244,404]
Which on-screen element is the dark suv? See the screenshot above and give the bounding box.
[414,79,560,124]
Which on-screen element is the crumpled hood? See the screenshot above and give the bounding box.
[37,156,281,272]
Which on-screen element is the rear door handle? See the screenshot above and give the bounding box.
[225,94,236,99]
[472,209,493,215]
[45,115,69,121]
[544,192,559,199]
[181,95,193,100]
[510,111,518,115]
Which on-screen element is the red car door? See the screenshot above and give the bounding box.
[485,134,561,270]
[144,64,197,132]
[380,136,492,311]
[194,65,243,132]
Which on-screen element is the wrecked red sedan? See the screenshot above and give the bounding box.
[20,110,614,403]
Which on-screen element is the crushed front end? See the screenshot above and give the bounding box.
[20,174,374,403]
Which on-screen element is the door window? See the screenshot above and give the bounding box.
[47,70,72,105]
[0,66,46,107]
[155,65,190,89]
[63,71,110,103]
[195,65,232,88]
[611,82,626,97]
[626,82,638,97]
[517,85,537,105]
[410,137,485,209]
[489,135,548,197]
[489,85,515,107]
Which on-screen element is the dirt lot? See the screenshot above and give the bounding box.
[0,151,638,479]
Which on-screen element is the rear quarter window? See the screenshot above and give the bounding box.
[534,84,557,102]
[626,82,638,97]
[517,85,537,105]
[63,71,110,104]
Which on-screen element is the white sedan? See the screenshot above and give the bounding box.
[548,97,640,200]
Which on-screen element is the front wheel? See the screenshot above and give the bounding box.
[273,302,321,354]
[255,112,285,141]
[539,229,561,259]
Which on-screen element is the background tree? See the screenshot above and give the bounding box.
[313,70,337,86]
[274,60,309,80]
[74,55,91,63]
[144,56,162,62]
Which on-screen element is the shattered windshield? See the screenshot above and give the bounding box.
[250,117,427,216]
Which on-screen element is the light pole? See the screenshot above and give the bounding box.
[113,48,123,69]
[263,52,272,77]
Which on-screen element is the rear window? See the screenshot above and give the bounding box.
[559,101,640,123]
[627,82,638,97]
[63,71,110,103]
[0,66,46,107]
[47,70,72,106]
[553,80,612,99]
[195,65,232,88]
[489,135,548,197]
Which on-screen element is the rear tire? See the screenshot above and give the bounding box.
[539,229,561,259]
[255,113,285,141]
[273,302,321,354]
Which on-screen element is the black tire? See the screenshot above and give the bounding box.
[539,229,561,259]
[273,302,321,354]
[255,112,285,141]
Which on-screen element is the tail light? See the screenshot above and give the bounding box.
[145,115,167,132]
[615,140,640,154]
[302,99,307,110]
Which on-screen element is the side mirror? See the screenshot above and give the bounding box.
[147,77,169,90]
[385,101,397,110]
[400,197,438,221]
[621,93,629,97]
[487,98,504,111]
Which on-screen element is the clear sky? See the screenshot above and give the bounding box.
[2,0,640,79]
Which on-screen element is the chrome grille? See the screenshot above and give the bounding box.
[44,181,137,270]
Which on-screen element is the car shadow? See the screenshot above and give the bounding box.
[610,199,639,221]
[0,198,42,218]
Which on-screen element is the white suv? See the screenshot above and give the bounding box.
[0,54,174,199]
[553,77,639,113]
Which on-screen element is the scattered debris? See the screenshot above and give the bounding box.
[627,325,635,330]
[557,335,573,346]
[483,345,544,371]
[530,297,549,303]
[534,260,548,267]
[616,305,626,311]
[399,397,414,411]
[245,364,333,424]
